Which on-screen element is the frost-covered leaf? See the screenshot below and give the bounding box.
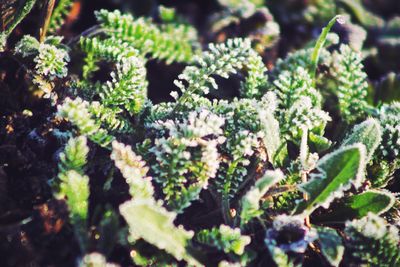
[57,97,114,147]
[59,170,89,224]
[175,38,252,108]
[100,56,148,115]
[341,118,382,161]
[0,0,36,51]
[300,128,319,172]
[345,213,400,266]
[196,225,251,255]
[111,141,154,199]
[119,199,200,265]
[80,252,119,267]
[268,246,298,267]
[316,226,344,266]
[331,44,369,123]
[95,9,199,64]
[259,92,281,165]
[309,132,332,153]
[240,170,284,225]
[310,15,343,82]
[59,170,89,250]
[58,136,89,176]
[326,190,395,220]
[294,144,366,216]
[14,35,39,57]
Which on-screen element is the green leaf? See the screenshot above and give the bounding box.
[119,199,200,265]
[324,190,396,221]
[338,0,384,28]
[374,72,400,103]
[309,132,332,153]
[341,118,382,161]
[260,111,281,165]
[240,170,284,225]
[316,226,344,267]
[196,225,251,256]
[300,129,319,172]
[310,15,343,85]
[14,35,40,57]
[59,170,89,251]
[294,144,366,216]
[0,0,37,51]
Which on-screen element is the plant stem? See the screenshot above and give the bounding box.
[301,170,311,227]
[221,196,233,226]
[40,0,56,42]
[310,15,344,87]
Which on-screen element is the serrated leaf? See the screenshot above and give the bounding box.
[240,170,284,225]
[316,226,344,267]
[341,118,382,161]
[294,144,366,216]
[322,190,395,221]
[119,199,200,266]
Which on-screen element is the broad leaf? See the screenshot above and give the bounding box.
[0,0,37,50]
[119,199,200,265]
[341,118,381,161]
[316,226,344,267]
[240,170,284,225]
[294,144,366,216]
[309,132,332,153]
[321,190,395,221]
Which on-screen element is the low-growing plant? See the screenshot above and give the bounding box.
[1,1,400,266]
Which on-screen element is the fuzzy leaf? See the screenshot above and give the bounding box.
[111,141,154,199]
[240,170,284,225]
[14,35,39,57]
[316,226,344,267]
[310,15,343,83]
[0,0,37,51]
[326,190,395,221]
[119,199,200,265]
[196,225,250,256]
[260,111,281,165]
[294,144,366,216]
[59,170,89,223]
[58,136,89,176]
[309,132,331,152]
[345,213,400,266]
[341,118,382,161]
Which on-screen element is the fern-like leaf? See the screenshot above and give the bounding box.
[111,141,154,199]
[57,97,114,147]
[331,44,369,123]
[95,9,198,64]
[196,225,251,255]
[344,213,400,266]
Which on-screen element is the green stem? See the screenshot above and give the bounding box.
[310,15,344,87]
[0,0,37,50]
[221,196,233,226]
[221,160,239,226]
[40,0,56,42]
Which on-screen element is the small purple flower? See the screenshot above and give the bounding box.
[265,214,317,253]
